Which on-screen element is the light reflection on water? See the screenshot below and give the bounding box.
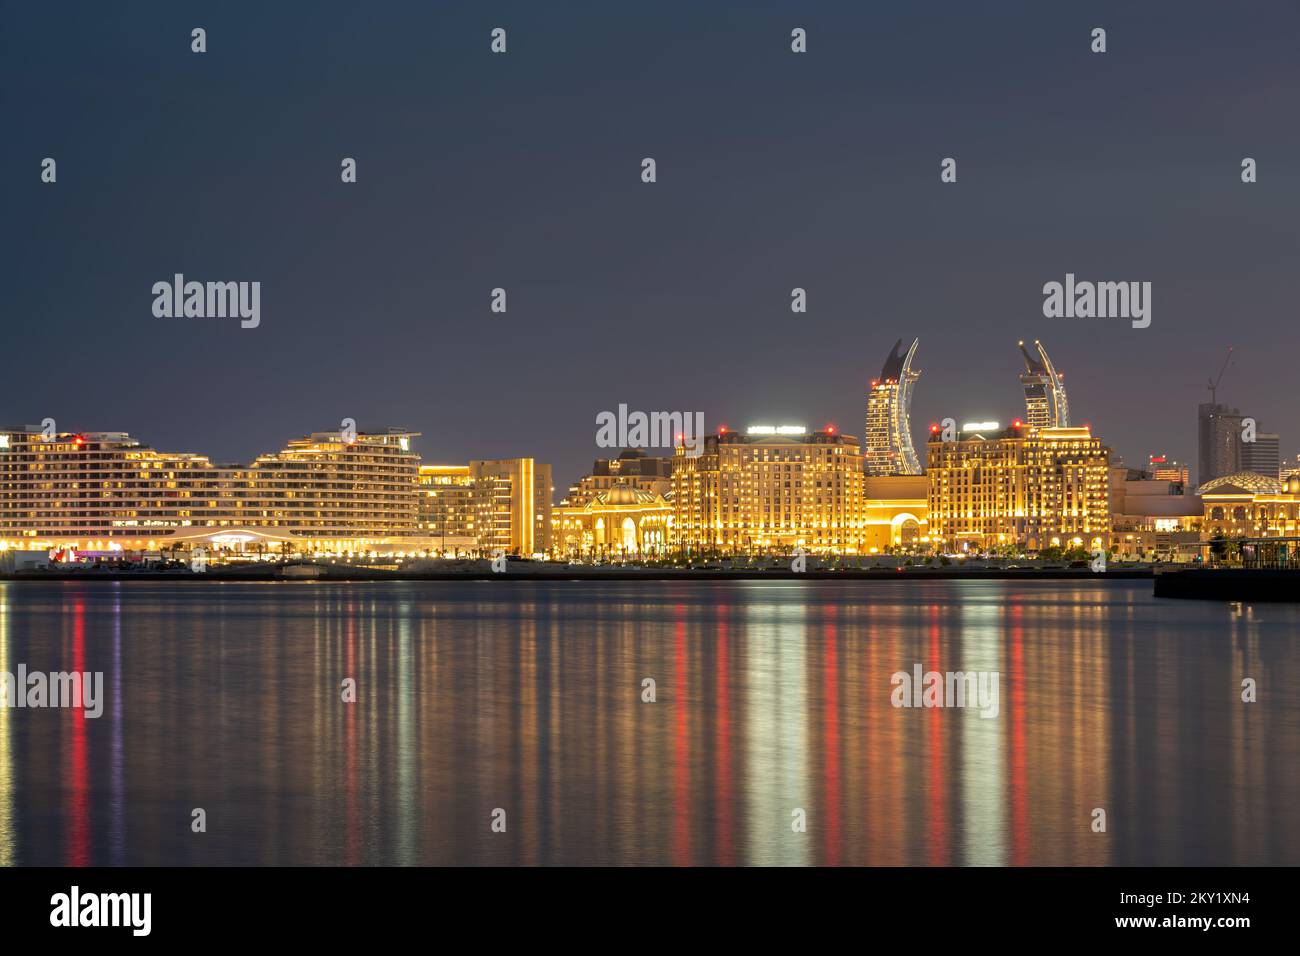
[0,579,1296,866]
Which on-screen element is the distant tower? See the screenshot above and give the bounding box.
[865,338,922,475]
[1241,431,1280,480]
[1018,340,1069,429]
[1197,403,1243,486]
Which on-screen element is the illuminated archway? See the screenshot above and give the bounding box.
[890,512,922,548]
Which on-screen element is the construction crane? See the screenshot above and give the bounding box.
[1208,347,1233,406]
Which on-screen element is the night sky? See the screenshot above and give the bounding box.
[4,1,1298,492]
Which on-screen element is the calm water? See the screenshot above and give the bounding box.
[0,579,1296,866]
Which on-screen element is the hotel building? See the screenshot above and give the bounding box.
[1017,340,1070,429]
[468,458,553,556]
[925,423,1111,552]
[553,481,672,559]
[862,474,930,553]
[1197,472,1300,540]
[864,338,923,476]
[671,426,867,554]
[417,465,477,554]
[0,425,420,554]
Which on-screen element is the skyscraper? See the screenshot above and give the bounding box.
[864,338,922,475]
[1197,403,1244,486]
[1018,340,1070,430]
[1241,432,1281,479]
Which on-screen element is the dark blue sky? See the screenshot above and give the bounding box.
[4,1,1298,490]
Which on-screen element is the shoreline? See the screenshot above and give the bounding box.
[1,566,1156,583]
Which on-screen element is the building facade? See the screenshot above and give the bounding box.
[0,425,420,554]
[1198,472,1300,540]
[561,449,672,507]
[1198,403,1244,487]
[926,424,1111,552]
[553,482,672,559]
[1241,432,1281,480]
[863,474,930,553]
[1109,468,1202,560]
[864,338,922,476]
[1148,455,1190,486]
[671,427,867,554]
[468,458,553,556]
[417,465,477,554]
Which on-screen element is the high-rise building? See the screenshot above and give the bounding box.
[926,423,1111,552]
[671,426,866,553]
[0,424,420,553]
[468,458,553,556]
[864,338,922,475]
[1148,455,1190,485]
[1241,432,1280,479]
[1197,403,1244,486]
[1018,340,1070,429]
[417,465,477,554]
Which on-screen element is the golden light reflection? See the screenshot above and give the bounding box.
[0,580,1294,865]
[0,586,12,866]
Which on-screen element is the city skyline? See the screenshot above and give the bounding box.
[5,3,1299,490]
[3,1,1298,900]
[4,330,1287,497]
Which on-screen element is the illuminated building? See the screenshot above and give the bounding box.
[468,458,553,556]
[1109,468,1202,560]
[926,423,1111,552]
[671,425,866,553]
[1017,340,1069,429]
[1148,455,1190,486]
[553,482,672,559]
[864,338,922,475]
[0,424,420,554]
[1198,472,1300,539]
[561,449,672,507]
[417,465,477,554]
[863,475,930,552]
